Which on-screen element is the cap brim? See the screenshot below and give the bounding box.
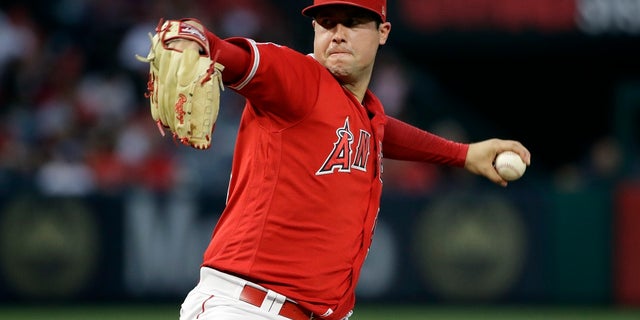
[301,1,384,21]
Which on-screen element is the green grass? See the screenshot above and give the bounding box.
[355,305,640,320]
[0,304,639,319]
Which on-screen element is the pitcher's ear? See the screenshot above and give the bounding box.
[379,22,391,45]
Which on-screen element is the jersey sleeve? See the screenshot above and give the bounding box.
[211,36,323,127]
[383,116,468,167]
[204,30,255,85]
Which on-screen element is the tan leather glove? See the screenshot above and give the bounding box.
[137,18,224,150]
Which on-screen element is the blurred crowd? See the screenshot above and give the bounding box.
[0,1,632,199]
[0,0,454,198]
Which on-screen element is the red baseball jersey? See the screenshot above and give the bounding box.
[201,37,467,319]
[202,38,383,319]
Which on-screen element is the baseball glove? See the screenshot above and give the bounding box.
[136,18,224,150]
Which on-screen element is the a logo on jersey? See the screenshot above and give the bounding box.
[317,117,371,175]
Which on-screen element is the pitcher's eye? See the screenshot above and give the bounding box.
[344,18,358,27]
[316,18,337,29]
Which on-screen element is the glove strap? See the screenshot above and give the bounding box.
[157,18,210,56]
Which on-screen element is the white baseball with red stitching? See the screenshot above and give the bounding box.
[494,151,526,181]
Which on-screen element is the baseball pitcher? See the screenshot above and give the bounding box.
[136,0,531,319]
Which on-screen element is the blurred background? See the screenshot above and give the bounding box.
[1,0,640,318]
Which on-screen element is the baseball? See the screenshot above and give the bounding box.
[494,151,526,181]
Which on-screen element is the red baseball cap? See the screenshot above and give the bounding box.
[302,0,387,22]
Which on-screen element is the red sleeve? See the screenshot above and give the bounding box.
[205,30,250,84]
[383,116,469,167]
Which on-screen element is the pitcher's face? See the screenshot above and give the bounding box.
[312,5,390,83]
